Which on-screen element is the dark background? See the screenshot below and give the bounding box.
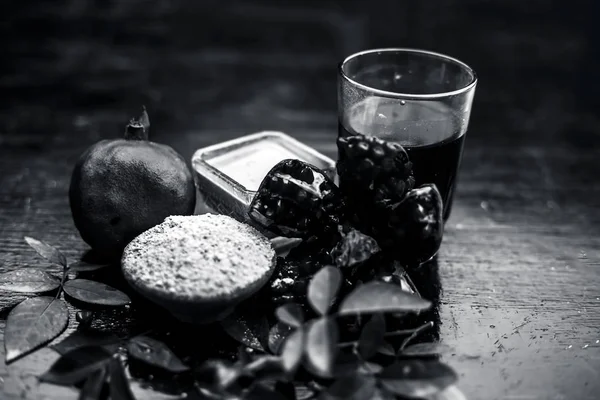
[1,1,600,400]
[2,0,600,153]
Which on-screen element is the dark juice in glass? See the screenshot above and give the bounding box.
[338,97,466,221]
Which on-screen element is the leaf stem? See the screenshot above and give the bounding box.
[383,327,428,338]
[402,271,421,299]
[337,322,435,349]
[398,321,434,352]
[55,264,69,299]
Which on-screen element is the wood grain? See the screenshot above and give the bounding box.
[1,1,600,399]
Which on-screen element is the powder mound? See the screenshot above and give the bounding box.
[121,214,276,303]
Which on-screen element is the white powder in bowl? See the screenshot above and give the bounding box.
[121,214,276,302]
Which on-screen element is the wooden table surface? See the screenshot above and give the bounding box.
[1,1,600,399]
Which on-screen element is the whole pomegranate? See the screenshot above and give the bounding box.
[69,107,196,259]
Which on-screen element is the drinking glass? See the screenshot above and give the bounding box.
[337,48,477,221]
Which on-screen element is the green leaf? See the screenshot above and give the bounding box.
[63,279,131,306]
[281,328,304,373]
[358,362,383,375]
[69,261,111,273]
[377,342,396,357]
[40,346,113,385]
[126,335,189,373]
[308,266,342,316]
[221,307,270,352]
[378,359,458,399]
[401,342,453,358]
[5,296,69,363]
[109,357,137,400]
[79,366,108,400]
[275,303,304,328]
[244,355,286,380]
[431,385,468,400]
[24,236,67,267]
[319,373,376,400]
[305,317,338,378]
[195,359,244,394]
[268,322,294,354]
[338,282,431,316]
[357,314,386,359]
[0,269,60,293]
[50,330,120,355]
[294,384,316,400]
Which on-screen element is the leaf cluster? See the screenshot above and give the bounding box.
[39,333,191,400]
[0,237,129,364]
[216,266,458,400]
[1,238,460,400]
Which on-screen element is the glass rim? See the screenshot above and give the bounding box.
[339,47,478,100]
